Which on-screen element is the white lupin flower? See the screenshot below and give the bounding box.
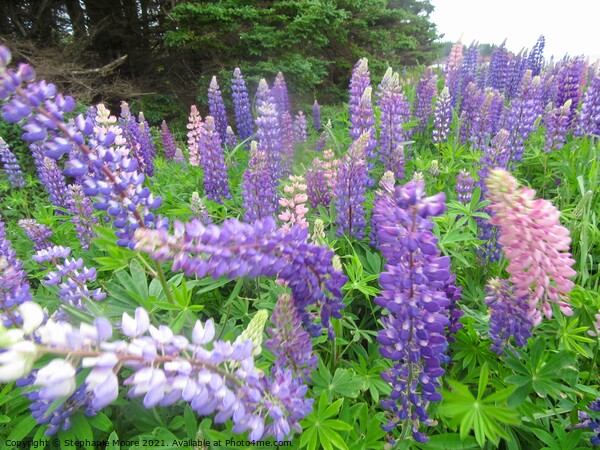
[19,301,44,335]
[0,341,38,382]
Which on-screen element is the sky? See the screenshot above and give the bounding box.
[429,0,600,60]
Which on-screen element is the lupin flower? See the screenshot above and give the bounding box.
[187,105,203,166]
[255,78,272,110]
[198,116,231,203]
[190,192,212,224]
[208,76,229,143]
[225,126,237,147]
[0,219,32,326]
[372,180,450,443]
[486,168,577,325]
[349,59,377,162]
[231,68,254,143]
[574,400,600,446]
[278,175,309,233]
[455,169,474,204]
[234,310,268,356]
[445,42,463,106]
[293,111,307,143]
[458,82,484,145]
[242,141,278,222]
[0,137,26,187]
[272,72,291,116]
[428,160,439,176]
[120,105,155,177]
[432,86,452,144]
[544,100,571,152]
[588,310,600,337]
[161,120,179,161]
[68,184,97,250]
[378,69,410,178]
[255,101,283,186]
[30,144,71,209]
[312,100,321,131]
[484,278,532,354]
[18,218,53,251]
[527,36,545,76]
[333,133,369,240]
[575,74,600,138]
[555,56,585,129]
[134,217,346,338]
[266,293,317,382]
[310,218,325,245]
[33,245,106,310]
[504,70,543,162]
[444,275,463,343]
[305,165,331,209]
[413,69,437,134]
[0,305,314,440]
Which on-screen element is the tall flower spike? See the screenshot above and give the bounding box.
[455,169,474,204]
[241,141,278,223]
[231,68,254,144]
[312,100,321,131]
[293,111,307,144]
[136,112,156,176]
[198,116,231,203]
[349,59,377,163]
[445,42,463,106]
[544,100,571,152]
[333,133,369,240]
[134,217,346,337]
[68,184,97,250]
[208,76,229,143]
[0,137,26,188]
[278,175,309,233]
[190,192,212,225]
[31,143,70,209]
[413,68,437,134]
[486,168,577,325]
[187,105,203,166]
[305,164,331,210]
[18,219,52,251]
[272,72,291,116]
[255,101,283,188]
[378,69,410,178]
[0,219,32,326]
[484,277,532,355]
[266,293,317,382]
[575,73,600,138]
[161,120,180,162]
[432,86,452,144]
[372,180,450,443]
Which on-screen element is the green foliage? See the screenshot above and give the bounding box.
[164,0,440,98]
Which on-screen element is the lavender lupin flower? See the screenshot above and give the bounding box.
[455,169,474,204]
[378,69,410,178]
[225,126,237,147]
[484,277,532,355]
[444,274,463,343]
[134,218,346,337]
[18,219,52,251]
[293,111,307,144]
[161,120,179,161]
[198,116,231,203]
[576,74,600,138]
[231,68,254,144]
[544,100,572,152]
[306,165,331,210]
[190,192,212,224]
[255,101,283,187]
[68,184,97,250]
[432,86,452,144]
[312,100,321,131]
[413,69,437,134]
[265,293,317,382]
[272,72,291,116]
[0,219,32,326]
[31,143,70,208]
[255,78,272,110]
[458,82,484,145]
[555,56,585,129]
[242,141,278,222]
[372,180,450,443]
[333,133,369,240]
[0,137,26,187]
[33,245,106,310]
[445,42,463,107]
[1,305,316,441]
[208,76,229,143]
[349,58,371,141]
[527,36,545,76]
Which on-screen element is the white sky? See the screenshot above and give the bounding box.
[430,1,600,60]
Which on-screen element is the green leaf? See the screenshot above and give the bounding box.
[106,431,121,450]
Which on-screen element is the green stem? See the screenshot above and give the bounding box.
[154,260,176,305]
